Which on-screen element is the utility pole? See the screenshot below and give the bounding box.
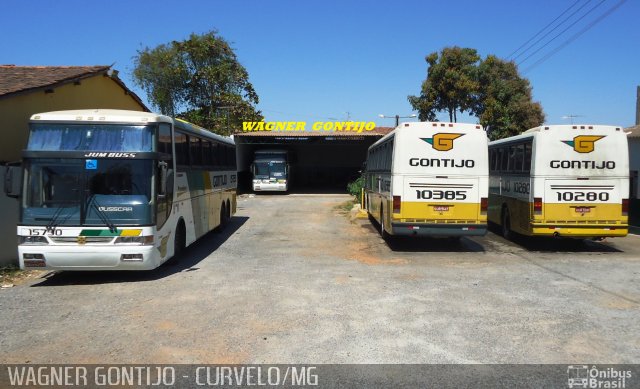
[561,115,584,125]
[379,113,417,127]
[636,85,640,126]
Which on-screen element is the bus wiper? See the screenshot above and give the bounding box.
[45,205,66,233]
[87,195,117,233]
[46,205,79,233]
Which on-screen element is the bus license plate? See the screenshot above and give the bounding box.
[433,206,449,212]
[574,207,591,214]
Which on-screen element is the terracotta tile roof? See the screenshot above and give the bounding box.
[235,126,394,137]
[0,65,113,96]
[0,64,149,111]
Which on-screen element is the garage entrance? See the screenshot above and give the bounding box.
[234,129,392,192]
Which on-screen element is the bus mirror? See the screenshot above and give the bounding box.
[250,163,255,175]
[4,164,22,199]
[158,161,168,198]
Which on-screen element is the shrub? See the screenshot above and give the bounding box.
[347,176,364,202]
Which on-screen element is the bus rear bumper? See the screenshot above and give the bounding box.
[530,224,628,238]
[391,223,487,237]
[18,245,159,271]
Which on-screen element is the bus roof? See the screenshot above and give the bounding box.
[369,121,484,150]
[30,109,171,124]
[30,109,234,146]
[489,124,624,147]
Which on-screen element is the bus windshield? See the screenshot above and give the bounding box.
[27,123,155,151]
[254,161,286,179]
[21,158,155,226]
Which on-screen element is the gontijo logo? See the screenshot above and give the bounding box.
[421,133,464,151]
[562,135,605,153]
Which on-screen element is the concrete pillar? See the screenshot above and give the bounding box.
[0,168,19,266]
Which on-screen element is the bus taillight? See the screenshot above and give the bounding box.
[480,197,488,214]
[393,196,401,214]
[533,197,542,214]
[622,199,629,216]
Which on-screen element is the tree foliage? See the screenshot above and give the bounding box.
[409,47,480,122]
[133,31,262,135]
[409,47,545,140]
[476,55,545,140]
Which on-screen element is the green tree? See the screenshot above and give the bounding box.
[408,47,481,122]
[133,31,262,135]
[409,47,545,140]
[476,55,545,140]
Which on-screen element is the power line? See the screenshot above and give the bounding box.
[511,0,597,62]
[516,0,608,66]
[507,0,583,60]
[522,0,627,73]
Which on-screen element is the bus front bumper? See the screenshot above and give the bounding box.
[253,182,287,192]
[18,244,159,271]
[391,222,487,237]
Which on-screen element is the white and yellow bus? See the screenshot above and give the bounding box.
[5,109,237,270]
[488,124,628,239]
[364,122,489,238]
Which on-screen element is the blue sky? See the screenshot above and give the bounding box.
[2,0,638,127]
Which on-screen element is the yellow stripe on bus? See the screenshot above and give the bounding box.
[394,201,486,223]
[120,229,142,237]
[541,202,626,223]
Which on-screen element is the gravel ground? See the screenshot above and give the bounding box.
[0,193,638,364]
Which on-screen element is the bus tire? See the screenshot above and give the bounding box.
[501,207,512,240]
[218,203,227,232]
[380,207,389,240]
[170,220,186,264]
[226,200,231,222]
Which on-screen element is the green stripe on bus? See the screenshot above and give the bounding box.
[79,229,121,237]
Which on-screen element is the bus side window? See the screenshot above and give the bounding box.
[523,142,532,173]
[226,146,233,169]
[190,136,202,167]
[202,141,212,167]
[499,147,508,172]
[158,123,172,154]
[212,142,220,167]
[489,149,497,172]
[175,131,189,168]
[514,144,524,172]
[507,145,515,173]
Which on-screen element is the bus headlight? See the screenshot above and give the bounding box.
[19,236,49,245]
[114,236,154,245]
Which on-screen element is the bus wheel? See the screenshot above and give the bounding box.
[173,221,186,260]
[218,204,227,231]
[226,200,231,222]
[380,208,389,240]
[501,208,512,240]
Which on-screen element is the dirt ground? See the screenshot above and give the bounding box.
[0,193,638,364]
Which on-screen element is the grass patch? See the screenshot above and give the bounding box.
[334,199,357,215]
[0,265,42,286]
